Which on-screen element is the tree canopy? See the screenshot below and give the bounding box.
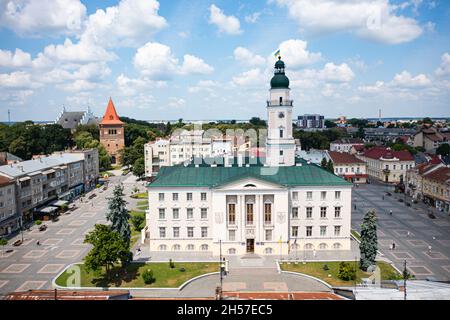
[359,209,378,271]
[106,184,131,248]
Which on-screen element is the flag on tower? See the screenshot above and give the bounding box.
[273,49,281,58]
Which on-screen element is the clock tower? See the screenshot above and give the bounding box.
[266,57,295,166]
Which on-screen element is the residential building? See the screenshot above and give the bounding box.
[405,162,441,201]
[296,114,325,131]
[55,106,97,131]
[0,150,99,224]
[0,176,18,236]
[357,147,415,183]
[421,166,450,213]
[99,98,125,164]
[330,138,364,153]
[328,151,368,183]
[413,127,450,153]
[364,128,416,142]
[146,57,352,256]
[0,152,23,165]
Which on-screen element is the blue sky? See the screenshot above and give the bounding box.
[0,0,449,121]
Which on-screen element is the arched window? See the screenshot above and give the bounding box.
[200,244,209,251]
[158,244,167,251]
[279,128,284,138]
[264,247,273,254]
[228,248,236,255]
[304,243,314,250]
[172,244,181,251]
[244,184,256,188]
[333,243,342,249]
[279,97,283,105]
[186,244,195,251]
[291,243,300,250]
[319,243,328,250]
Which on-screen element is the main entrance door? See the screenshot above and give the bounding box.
[246,239,255,253]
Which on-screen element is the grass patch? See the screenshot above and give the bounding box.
[351,230,361,241]
[131,192,147,199]
[55,262,218,288]
[280,261,401,287]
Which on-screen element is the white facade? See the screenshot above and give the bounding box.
[147,178,352,255]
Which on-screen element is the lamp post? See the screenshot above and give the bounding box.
[403,260,407,300]
[219,239,223,299]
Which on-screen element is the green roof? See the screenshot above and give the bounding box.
[148,163,351,188]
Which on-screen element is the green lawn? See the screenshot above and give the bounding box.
[280,261,401,287]
[55,262,219,288]
[351,230,361,241]
[131,192,147,199]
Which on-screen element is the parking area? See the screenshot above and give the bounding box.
[352,182,450,281]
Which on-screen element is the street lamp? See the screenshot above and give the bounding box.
[403,260,408,300]
[219,239,223,300]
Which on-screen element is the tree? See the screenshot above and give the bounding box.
[83,224,130,274]
[132,157,145,179]
[338,262,356,281]
[436,143,450,157]
[326,159,334,173]
[321,157,328,169]
[325,120,337,128]
[359,210,378,271]
[249,117,266,127]
[131,212,145,231]
[0,238,7,257]
[106,184,131,248]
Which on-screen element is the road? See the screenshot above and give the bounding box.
[352,182,450,281]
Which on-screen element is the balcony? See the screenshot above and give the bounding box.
[266,100,293,107]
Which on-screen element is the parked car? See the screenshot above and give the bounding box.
[38,224,47,232]
[386,192,392,196]
[13,240,22,246]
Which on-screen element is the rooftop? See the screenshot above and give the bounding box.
[423,166,450,184]
[0,175,14,187]
[328,151,365,164]
[100,98,123,125]
[362,147,414,161]
[331,138,364,145]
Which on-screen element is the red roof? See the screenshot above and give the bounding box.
[362,147,414,161]
[0,175,14,187]
[423,167,450,184]
[100,98,123,125]
[328,151,365,164]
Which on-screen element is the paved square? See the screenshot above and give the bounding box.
[223,282,246,291]
[1,263,30,273]
[406,239,429,247]
[56,228,75,235]
[81,212,96,218]
[408,266,433,276]
[391,251,415,260]
[42,238,63,246]
[37,264,65,274]
[0,280,8,289]
[263,282,288,291]
[23,250,47,259]
[442,266,450,273]
[393,229,414,237]
[438,240,450,247]
[55,249,81,259]
[15,280,46,292]
[69,220,87,227]
[423,251,448,260]
[71,238,87,246]
[433,220,450,227]
[0,250,15,258]
[406,221,428,228]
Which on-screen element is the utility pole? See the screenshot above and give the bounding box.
[8,109,10,125]
[403,260,407,300]
[219,239,223,300]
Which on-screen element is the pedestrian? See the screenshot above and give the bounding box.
[428,245,432,254]
[389,210,393,216]
[382,195,384,201]
[392,242,396,250]
[407,231,411,237]
[354,204,357,210]
[36,240,40,246]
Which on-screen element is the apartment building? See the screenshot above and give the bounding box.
[0,176,18,236]
[328,151,368,183]
[330,138,364,153]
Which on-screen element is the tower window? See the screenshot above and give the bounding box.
[279,97,283,105]
[279,129,284,138]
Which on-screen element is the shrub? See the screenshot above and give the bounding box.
[179,267,186,272]
[35,220,42,225]
[169,259,175,268]
[142,269,155,284]
[323,264,329,271]
[338,262,356,281]
[131,213,145,231]
[96,184,101,189]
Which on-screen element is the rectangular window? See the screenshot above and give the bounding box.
[334,226,341,236]
[201,192,207,201]
[321,191,326,200]
[159,208,165,219]
[292,207,299,219]
[306,207,313,219]
[187,192,193,201]
[264,203,272,224]
[306,191,313,200]
[159,227,166,238]
[228,203,236,225]
[229,230,236,241]
[172,193,178,201]
[265,229,273,241]
[173,208,179,219]
[186,208,193,219]
[291,226,298,237]
[320,226,327,237]
[201,227,208,238]
[320,207,327,218]
[173,227,180,238]
[335,206,341,218]
[187,227,194,238]
[201,208,208,219]
[292,192,298,200]
[306,226,312,237]
[335,191,341,200]
[246,203,254,225]
[158,193,164,201]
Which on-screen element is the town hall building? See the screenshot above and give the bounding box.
[146,58,353,256]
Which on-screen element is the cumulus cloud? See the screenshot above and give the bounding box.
[133,42,213,79]
[233,47,266,66]
[245,12,261,24]
[232,68,266,87]
[0,48,32,68]
[0,71,37,89]
[0,0,86,36]
[209,4,242,35]
[435,53,450,77]
[168,97,186,108]
[277,39,321,68]
[81,0,167,48]
[188,80,220,93]
[274,0,423,44]
[116,74,166,96]
[392,71,431,87]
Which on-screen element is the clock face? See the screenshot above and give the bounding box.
[278,112,285,119]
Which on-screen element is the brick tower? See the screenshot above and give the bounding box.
[99,98,125,164]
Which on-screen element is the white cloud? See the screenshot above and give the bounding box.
[134,42,213,79]
[0,71,36,89]
[58,79,100,92]
[0,0,86,36]
[81,0,167,48]
[41,62,111,84]
[392,71,431,87]
[0,89,33,105]
[232,68,265,87]
[435,53,450,77]
[209,4,242,35]
[319,63,355,82]
[188,80,220,93]
[0,48,32,68]
[277,39,321,68]
[233,47,266,66]
[168,97,186,108]
[245,12,261,24]
[358,81,385,93]
[274,0,423,44]
[179,55,214,75]
[116,74,166,96]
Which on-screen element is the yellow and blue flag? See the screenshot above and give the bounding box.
[273,49,281,58]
